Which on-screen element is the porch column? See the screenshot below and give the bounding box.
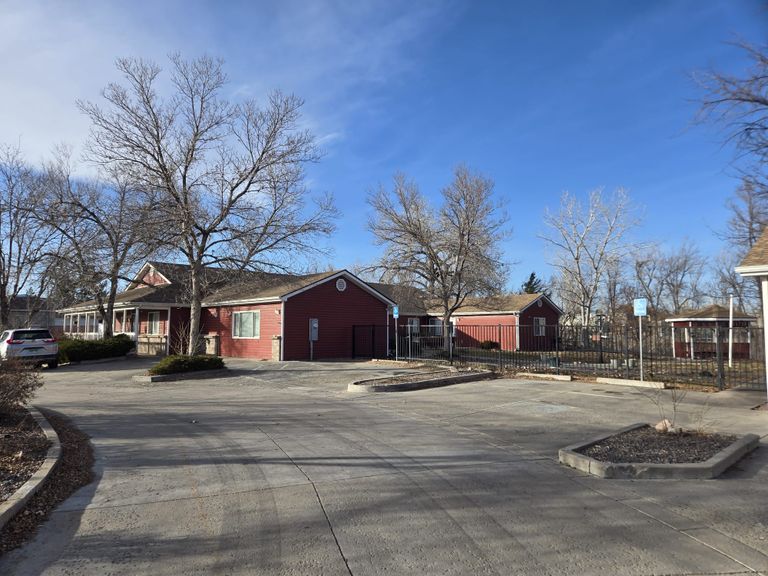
[689,322,694,360]
[671,325,675,358]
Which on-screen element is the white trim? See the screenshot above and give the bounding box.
[127,262,172,290]
[202,296,282,307]
[203,270,397,308]
[735,264,768,277]
[665,316,755,323]
[282,270,396,306]
[147,311,161,335]
[166,307,172,355]
[232,310,261,339]
[448,310,523,317]
[517,294,565,316]
[58,301,191,314]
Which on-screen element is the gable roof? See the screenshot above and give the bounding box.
[665,304,756,323]
[736,228,768,276]
[202,269,395,306]
[441,293,562,316]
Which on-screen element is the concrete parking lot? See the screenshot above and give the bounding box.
[2,358,767,575]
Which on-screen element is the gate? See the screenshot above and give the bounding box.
[352,325,388,359]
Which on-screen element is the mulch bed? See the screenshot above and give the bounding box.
[0,409,94,555]
[0,409,50,503]
[578,425,737,464]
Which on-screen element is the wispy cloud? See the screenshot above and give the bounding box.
[0,0,453,167]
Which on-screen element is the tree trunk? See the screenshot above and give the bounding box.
[442,312,452,351]
[187,267,202,355]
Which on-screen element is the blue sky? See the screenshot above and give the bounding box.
[1,0,766,288]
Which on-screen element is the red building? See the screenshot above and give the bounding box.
[61,261,562,360]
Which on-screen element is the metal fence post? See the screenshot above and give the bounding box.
[497,324,502,372]
[555,324,560,375]
[716,326,725,390]
[624,324,630,380]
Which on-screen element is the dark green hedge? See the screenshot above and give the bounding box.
[148,355,225,375]
[58,334,136,363]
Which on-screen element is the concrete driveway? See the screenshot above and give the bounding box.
[2,359,767,575]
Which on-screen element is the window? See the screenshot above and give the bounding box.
[407,317,420,335]
[534,317,546,337]
[147,312,161,335]
[233,310,261,339]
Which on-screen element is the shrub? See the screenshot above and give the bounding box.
[148,355,225,375]
[0,359,43,411]
[58,335,136,363]
[479,340,500,350]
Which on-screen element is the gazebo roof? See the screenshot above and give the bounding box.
[664,304,756,323]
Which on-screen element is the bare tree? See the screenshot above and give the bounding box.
[632,246,667,320]
[0,145,58,329]
[368,166,508,330]
[79,55,336,353]
[37,149,165,337]
[709,250,757,313]
[541,188,637,326]
[698,41,768,168]
[662,241,706,314]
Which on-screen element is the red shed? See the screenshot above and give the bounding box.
[449,294,562,351]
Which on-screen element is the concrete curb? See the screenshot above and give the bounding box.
[0,406,61,530]
[559,423,760,479]
[64,355,133,366]
[595,377,665,389]
[516,372,572,382]
[348,371,494,393]
[133,368,230,383]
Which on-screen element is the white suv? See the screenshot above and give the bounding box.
[0,328,59,368]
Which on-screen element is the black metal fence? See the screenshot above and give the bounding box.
[352,323,766,390]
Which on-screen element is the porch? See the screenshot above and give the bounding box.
[62,307,176,356]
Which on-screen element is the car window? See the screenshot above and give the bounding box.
[12,329,53,341]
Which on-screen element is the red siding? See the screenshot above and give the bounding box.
[454,314,518,350]
[201,303,282,359]
[138,309,168,336]
[168,307,191,354]
[140,268,170,287]
[518,300,561,351]
[283,278,388,360]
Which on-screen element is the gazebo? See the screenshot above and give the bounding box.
[664,304,756,360]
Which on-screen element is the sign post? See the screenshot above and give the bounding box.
[633,298,647,382]
[393,306,399,361]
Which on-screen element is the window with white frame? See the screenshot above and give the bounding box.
[147,311,161,335]
[407,317,420,335]
[233,310,261,339]
[534,317,546,337]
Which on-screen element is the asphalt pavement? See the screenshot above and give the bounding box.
[1,358,767,575]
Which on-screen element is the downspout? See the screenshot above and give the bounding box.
[280,299,285,361]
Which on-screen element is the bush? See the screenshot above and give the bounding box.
[479,340,501,350]
[58,335,136,363]
[0,359,43,411]
[148,355,224,375]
